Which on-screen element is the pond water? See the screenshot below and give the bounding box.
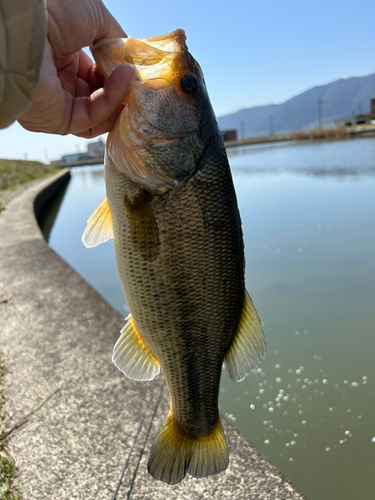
[39,138,375,500]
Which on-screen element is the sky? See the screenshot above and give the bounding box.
[1,0,375,162]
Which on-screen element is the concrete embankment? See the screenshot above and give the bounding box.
[0,171,307,500]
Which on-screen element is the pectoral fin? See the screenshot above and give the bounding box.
[224,290,266,382]
[113,314,160,381]
[82,197,113,248]
[125,192,159,260]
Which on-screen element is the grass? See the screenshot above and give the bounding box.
[0,159,59,191]
[0,355,22,500]
[224,126,355,148]
[290,127,350,141]
[0,159,60,211]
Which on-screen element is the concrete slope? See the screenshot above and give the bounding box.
[0,171,307,500]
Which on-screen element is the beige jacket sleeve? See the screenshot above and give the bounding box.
[0,0,46,128]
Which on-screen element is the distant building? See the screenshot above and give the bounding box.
[61,152,88,163]
[221,130,237,141]
[56,138,105,164]
[87,138,105,158]
[335,95,375,127]
[335,113,374,127]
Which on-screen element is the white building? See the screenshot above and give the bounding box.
[87,138,105,158]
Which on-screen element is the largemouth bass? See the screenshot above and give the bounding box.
[82,29,266,484]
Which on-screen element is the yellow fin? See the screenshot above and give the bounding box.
[148,412,228,484]
[112,314,160,381]
[82,197,113,248]
[224,290,266,382]
[125,192,159,260]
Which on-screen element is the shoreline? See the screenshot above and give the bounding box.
[223,125,375,149]
[48,127,375,169]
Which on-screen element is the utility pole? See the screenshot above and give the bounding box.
[318,99,323,128]
[269,115,274,136]
[240,120,245,140]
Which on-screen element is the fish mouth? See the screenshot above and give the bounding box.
[91,29,188,88]
[91,29,202,92]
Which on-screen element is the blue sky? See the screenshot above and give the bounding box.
[1,0,374,162]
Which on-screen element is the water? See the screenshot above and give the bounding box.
[39,139,375,499]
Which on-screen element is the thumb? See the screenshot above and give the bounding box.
[70,63,135,137]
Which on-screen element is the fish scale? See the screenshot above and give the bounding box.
[107,140,243,426]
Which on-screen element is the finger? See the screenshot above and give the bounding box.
[77,51,103,91]
[103,16,126,39]
[91,64,105,88]
[99,2,127,39]
[77,50,95,82]
[76,77,92,98]
[47,0,127,61]
[67,63,135,134]
[72,106,122,138]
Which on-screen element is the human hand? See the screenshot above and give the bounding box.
[18,0,134,138]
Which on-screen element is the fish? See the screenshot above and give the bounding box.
[82,29,266,484]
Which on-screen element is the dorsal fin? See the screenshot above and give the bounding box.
[82,197,113,248]
[113,314,160,381]
[224,290,266,382]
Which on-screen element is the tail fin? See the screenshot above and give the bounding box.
[148,412,228,484]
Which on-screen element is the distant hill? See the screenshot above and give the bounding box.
[217,73,375,137]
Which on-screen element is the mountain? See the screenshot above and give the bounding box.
[217,73,375,138]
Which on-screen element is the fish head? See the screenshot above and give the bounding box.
[91,29,218,191]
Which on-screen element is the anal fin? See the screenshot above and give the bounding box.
[113,314,160,381]
[224,290,266,382]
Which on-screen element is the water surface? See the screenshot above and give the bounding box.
[40,138,375,499]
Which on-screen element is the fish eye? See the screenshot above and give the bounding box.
[179,74,199,95]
